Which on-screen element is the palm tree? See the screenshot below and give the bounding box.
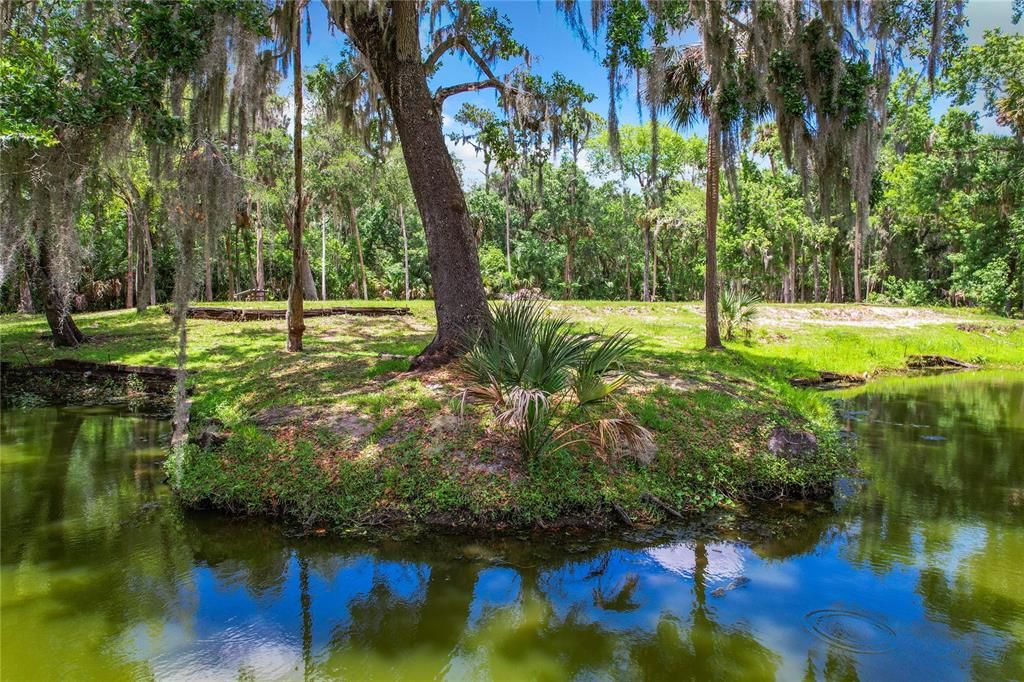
[663,44,723,349]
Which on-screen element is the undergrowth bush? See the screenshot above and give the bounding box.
[458,299,652,459]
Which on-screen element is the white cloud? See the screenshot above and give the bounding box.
[446,137,488,188]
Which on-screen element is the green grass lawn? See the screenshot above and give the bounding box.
[3,300,1021,531]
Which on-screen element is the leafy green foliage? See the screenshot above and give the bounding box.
[458,299,651,458]
[719,289,760,341]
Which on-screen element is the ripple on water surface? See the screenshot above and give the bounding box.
[805,608,897,654]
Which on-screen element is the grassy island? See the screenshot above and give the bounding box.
[3,301,1021,532]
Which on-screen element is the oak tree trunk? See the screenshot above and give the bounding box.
[345,4,488,368]
[37,232,85,347]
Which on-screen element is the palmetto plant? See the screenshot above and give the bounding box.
[719,288,761,341]
[458,300,652,459]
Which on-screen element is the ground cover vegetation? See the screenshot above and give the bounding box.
[2,0,1022,528]
[3,302,1021,528]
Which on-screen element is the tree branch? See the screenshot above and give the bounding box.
[435,79,503,106]
[457,37,501,84]
[425,35,459,70]
[430,34,509,107]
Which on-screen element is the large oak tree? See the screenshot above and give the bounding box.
[324,1,528,368]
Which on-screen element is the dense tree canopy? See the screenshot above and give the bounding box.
[2,0,1021,354]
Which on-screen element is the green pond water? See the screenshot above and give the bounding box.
[1,371,1022,680]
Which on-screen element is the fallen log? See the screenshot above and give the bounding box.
[162,305,411,321]
[906,354,978,370]
[788,371,866,389]
[642,493,686,520]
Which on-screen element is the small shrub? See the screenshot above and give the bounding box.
[457,299,652,459]
[871,276,933,306]
[719,288,761,341]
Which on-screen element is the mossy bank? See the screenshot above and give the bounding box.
[3,301,1021,532]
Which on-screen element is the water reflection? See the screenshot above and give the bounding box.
[2,372,1022,680]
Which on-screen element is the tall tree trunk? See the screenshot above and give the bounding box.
[651,236,658,302]
[285,3,304,352]
[625,247,632,300]
[345,3,488,368]
[786,233,797,304]
[563,235,576,299]
[504,172,512,278]
[641,219,651,302]
[145,221,156,308]
[136,189,156,312]
[704,113,723,349]
[828,239,843,302]
[37,231,85,347]
[400,203,410,301]
[813,245,821,302]
[255,213,265,298]
[853,201,865,303]
[320,213,327,301]
[350,202,368,300]
[125,207,135,309]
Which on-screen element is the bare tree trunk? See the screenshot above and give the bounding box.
[640,219,652,302]
[350,202,368,300]
[651,235,658,302]
[345,3,488,368]
[400,203,410,301]
[625,247,632,301]
[786,233,797,303]
[255,212,265,298]
[704,113,723,349]
[320,213,327,301]
[813,245,821,303]
[504,172,512,278]
[136,191,156,312]
[285,3,304,352]
[125,208,135,309]
[145,221,156,308]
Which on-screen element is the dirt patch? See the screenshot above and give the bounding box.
[254,404,373,441]
[753,305,993,328]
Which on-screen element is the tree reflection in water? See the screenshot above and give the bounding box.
[2,371,1022,680]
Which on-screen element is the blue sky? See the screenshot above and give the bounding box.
[296,0,1021,185]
